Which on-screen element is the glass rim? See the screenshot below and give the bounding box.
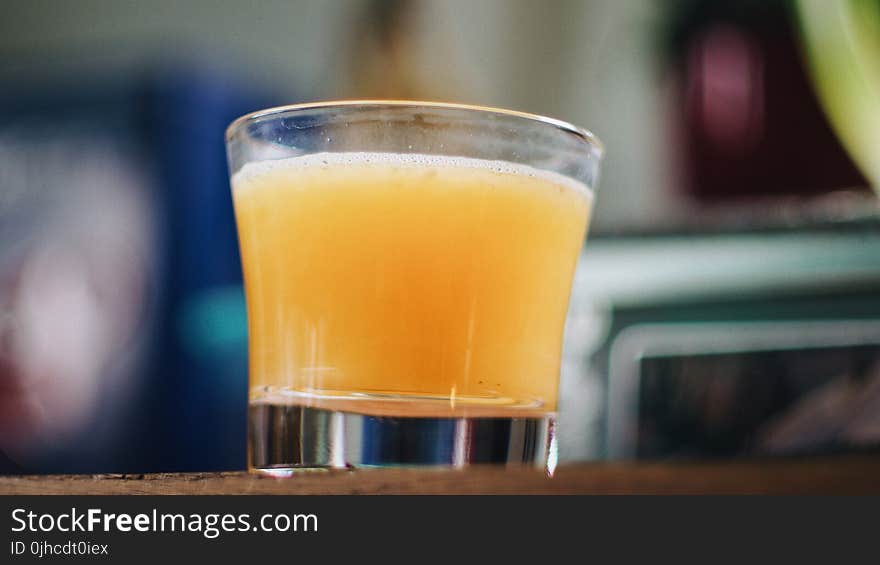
[225,99,604,158]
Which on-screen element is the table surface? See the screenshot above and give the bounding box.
[2,455,880,494]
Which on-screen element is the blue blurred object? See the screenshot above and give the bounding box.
[0,64,280,473]
[145,68,278,471]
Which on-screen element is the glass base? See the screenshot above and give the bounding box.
[249,403,557,475]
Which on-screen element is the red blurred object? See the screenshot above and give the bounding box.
[669,5,868,201]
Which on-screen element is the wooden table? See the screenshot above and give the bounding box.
[2,455,879,494]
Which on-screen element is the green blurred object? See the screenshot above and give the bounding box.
[797,0,880,190]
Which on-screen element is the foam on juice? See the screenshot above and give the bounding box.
[232,152,594,202]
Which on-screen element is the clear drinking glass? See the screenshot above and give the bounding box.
[226,101,603,475]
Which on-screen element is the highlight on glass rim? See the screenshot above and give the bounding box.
[1,0,880,499]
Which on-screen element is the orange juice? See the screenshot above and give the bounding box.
[232,153,591,417]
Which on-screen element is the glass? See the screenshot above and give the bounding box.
[226,101,603,474]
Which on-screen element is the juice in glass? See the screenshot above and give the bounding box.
[233,153,591,418]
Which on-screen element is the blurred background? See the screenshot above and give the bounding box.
[1,0,879,473]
